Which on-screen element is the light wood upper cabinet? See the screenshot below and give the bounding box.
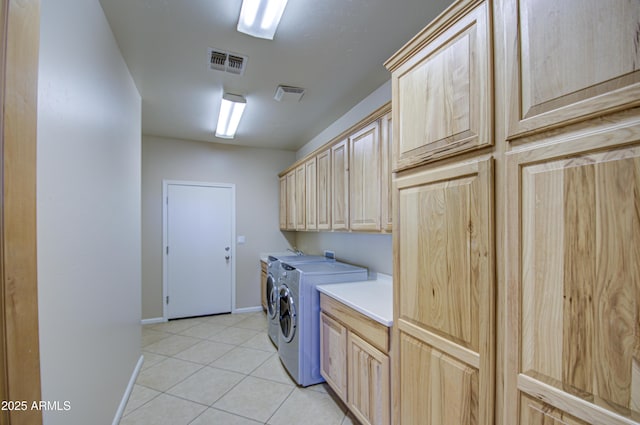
[505,118,640,425]
[305,157,317,230]
[504,0,640,140]
[295,164,306,230]
[331,139,349,230]
[380,113,392,232]
[285,170,296,230]
[316,149,331,230]
[349,121,381,231]
[279,176,287,230]
[386,0,492,171]
[395,157,494,425]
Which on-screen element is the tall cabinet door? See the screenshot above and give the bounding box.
[316,149,331,230]
[505,120,640,425]
[349,121,381,231]
[395,158,494,425]
[331,139,349,230]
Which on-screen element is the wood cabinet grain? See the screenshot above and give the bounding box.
[305,157,317,230]
[320,294,391,425]
[295,164,306,230]
[349,121,381,231]
[316,149,331,230]
[505,119,640,425]
[503,0,640,139]
[285,170,296,230]
[279,176,287,230]
[331,139,349,230]
[387,0,492,171]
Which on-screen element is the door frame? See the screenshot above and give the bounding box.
[162,180,236,320]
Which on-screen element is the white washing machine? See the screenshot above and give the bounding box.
[266,255,334,347]
[278,261,368,386]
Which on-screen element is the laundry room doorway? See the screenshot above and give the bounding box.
[162,180,235,320]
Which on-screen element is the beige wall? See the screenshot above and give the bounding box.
[142,135,295,319]
[296,232,392,275]
[37,0,142,423]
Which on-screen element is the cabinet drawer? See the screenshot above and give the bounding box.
[320,293,389,353]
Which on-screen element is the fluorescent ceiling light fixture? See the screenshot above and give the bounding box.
[215,93,246,139]
[237,0,289,40]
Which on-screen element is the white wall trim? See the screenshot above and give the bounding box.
[141,317,165,325]
[112,354,144,425]
[162,180,237,319]
[234,306,264,314]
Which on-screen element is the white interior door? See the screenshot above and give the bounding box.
[166,183,233,319]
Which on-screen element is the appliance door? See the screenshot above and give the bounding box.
[266,274,278,320]
[279,284,297,343]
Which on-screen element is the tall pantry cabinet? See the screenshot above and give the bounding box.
[386,0,640,425]
[386,1,494,424]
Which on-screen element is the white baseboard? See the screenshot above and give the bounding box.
[233,306,263,314]
[112,354,144,425]
[141,317,165,325]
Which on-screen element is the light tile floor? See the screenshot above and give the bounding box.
[121,311,360,425]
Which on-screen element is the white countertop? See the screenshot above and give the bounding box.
[317,274,393,327]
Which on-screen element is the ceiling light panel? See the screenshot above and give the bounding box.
[237,0,289,40]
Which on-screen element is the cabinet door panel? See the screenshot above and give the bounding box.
[395,157,493,424]
[505,119,640,424]
[381,113,393,231]
[320,312,347,401]
[350,121,381,231]
[392,2,491,170]
[286,171,296,230]
[505,0,640,139]
[295,165,306,230]
[305,157,317,230]
[399,333,479,425]
[348,332,390,425]
[279,176,287,230]
[317,149,331,230]
[331,139,349,230]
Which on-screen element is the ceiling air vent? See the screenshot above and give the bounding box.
[274,85,305,102]
[208,48,247,76]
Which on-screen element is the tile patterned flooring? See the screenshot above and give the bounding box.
[121,311,359,425]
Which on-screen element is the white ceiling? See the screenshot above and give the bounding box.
[99,0,454,151]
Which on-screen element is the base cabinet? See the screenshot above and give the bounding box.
[348,332,390,425]
[320,294,390,425]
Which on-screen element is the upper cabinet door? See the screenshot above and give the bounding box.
[349,121,381,232]
[305,157,317,231]
[295,164,306,230]
[316,149,332,230]
[279,176,287,230]
[504,0,640,140]
[331,139,349,230]
[387,1,492,171]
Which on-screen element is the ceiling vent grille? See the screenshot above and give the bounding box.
[208,48,247,76]
[274,85,306,102]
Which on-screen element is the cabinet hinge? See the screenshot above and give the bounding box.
[166,296,169,304]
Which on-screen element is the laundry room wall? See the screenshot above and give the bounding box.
[37,0,142,423]
[142,136,296,319]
